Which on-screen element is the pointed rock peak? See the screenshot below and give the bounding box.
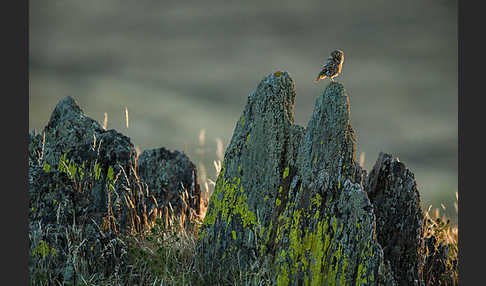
[47,96,102,131]
[49,96,82,120]
[315,81,350,124]
[300,80,357,186]
[258,70,293,89]
[247,71,296,123]
[366,152,425,286]
[58,95,79,106]
[324,81,345,95]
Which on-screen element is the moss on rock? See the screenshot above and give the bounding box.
[196,71,437,285]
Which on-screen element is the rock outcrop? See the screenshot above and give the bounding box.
[29,96,201,231]
[28,96,201,283]
[138,147,201,225]
[365,153,425,286]
[29,97,137,226]
[196,71,428,285]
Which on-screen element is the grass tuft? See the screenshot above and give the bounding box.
[29,127,458,285]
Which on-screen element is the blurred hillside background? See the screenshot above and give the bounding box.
[29,0,457,218]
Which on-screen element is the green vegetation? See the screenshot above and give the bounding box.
[29,130,458,285]
[423,194,459,286]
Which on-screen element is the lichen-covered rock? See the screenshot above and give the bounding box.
[365,152,425,286]
[138,147,201,225]
[297,82,359,187]
[37,96,135,172]
[197,71,302,275]
[29,96,201,233]
[28,97,140,283]
[196,71,396,285]
[29,97,137,220]
[29,165,129,284]
[28,96,201,283]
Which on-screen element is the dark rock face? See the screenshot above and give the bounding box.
[29,165,128,283]
[196,71,439,285]
[41,97,135,173]
[29,97,138,232]
[28,96,201,283]
[365,153,425,286]
[138,147,201,224]
[29,96,201,232]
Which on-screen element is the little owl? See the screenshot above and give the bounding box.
[315,50,344,83]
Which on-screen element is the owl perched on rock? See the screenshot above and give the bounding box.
[315,50,344,83]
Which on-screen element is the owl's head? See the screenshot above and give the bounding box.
[331,50,344,62]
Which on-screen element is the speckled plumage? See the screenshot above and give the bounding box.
[315,50,344,83]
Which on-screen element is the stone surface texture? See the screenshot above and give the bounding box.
[28,96,201,283]
[196,71,429,285]
[138,147,201,223]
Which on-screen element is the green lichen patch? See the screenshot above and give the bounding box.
[282,167,290,179]
[202,165,258,229]
[355,241,377,285]
[273,207,328,284]
[271,189,373,286]
[32,240,57,260]
[244,133,251,147]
